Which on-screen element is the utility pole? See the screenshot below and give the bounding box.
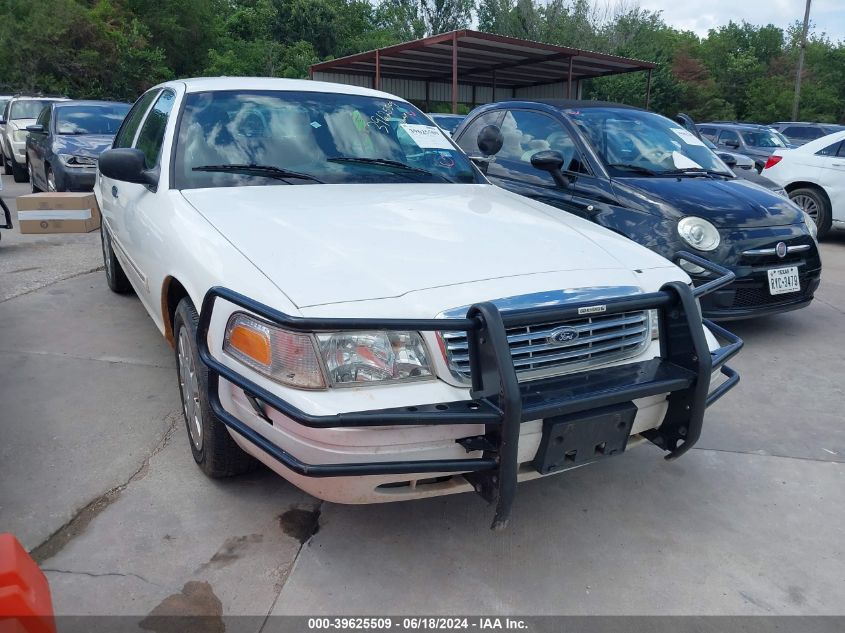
[792,0,812,121]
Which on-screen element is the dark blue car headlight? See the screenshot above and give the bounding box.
[57,154,97,168]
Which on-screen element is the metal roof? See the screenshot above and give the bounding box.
[310,30,655,89]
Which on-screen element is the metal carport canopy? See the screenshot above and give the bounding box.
[309,29,656,113]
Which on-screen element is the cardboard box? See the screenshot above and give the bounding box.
[17,192,101,234]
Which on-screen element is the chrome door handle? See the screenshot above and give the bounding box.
[111,185,118,198]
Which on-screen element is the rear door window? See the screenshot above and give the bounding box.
[698,127,717,141]
[134,90,176,169]
[816,141,841,157]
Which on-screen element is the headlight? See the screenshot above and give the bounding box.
[223,312,433,389]
[802,210,818,242]
[57,154,97,168]
[677,216,720,252]
[13,129,28,142]
[317,331,432,386]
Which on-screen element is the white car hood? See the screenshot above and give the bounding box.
[181,184,676,309]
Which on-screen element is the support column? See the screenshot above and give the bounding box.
[425,81,430,112]
[451,32,458,114]
[567,56,573,98]
[492,70,497,103]
[375,50,381,90]
[645,68,652,110]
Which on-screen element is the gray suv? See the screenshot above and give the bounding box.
[770,121,845,146]
[697,122,788,171]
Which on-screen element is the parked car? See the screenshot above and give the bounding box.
[1,96,67,182]
[770,122,845,146]
[428,113,465,135]
[94,78,740,527]
[675,114,785,195]
[25,100,130,192]
[762,130,845,237]
[697,122,788,171]
[0,95,12,172]
[453,100,820,320]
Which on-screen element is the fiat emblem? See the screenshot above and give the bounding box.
[776,242,787,258]
[548,327,579,346]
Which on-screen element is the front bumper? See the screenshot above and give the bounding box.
[197,252,742,529]
[55,165,97,192]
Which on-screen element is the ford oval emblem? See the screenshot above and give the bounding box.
[548,326,579,346]
[776,241,787,258]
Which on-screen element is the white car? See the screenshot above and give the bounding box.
[95,77,740,528]
[762,130,845,237]
[1,96,68,182]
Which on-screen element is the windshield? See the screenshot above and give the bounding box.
[55,103,130,135]
[0,99,9,117]
[564,107,732,176]
[740,130,785,148]
[11,100,53,120]
[174,90,479,189]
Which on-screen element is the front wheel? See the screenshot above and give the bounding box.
[100,224,132,293]
[174,298,257,478]
[28,162,41,193]
[11,157,27,183]
[790,187,832,238]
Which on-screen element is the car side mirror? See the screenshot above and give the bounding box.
[25,124,44,134]
[530,150,571,187]
[477,125,503,157]
[98,148,157,186]
[717,152,737,167]
[724,139,740,149]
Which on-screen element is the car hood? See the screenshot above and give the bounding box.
[52,134,114,158]
[613,177,802,227]
[181,184,677,308]
[9,119,35,132]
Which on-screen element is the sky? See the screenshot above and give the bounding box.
[637,0,845,42]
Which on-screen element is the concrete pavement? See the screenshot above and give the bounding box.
[1,172,843,619]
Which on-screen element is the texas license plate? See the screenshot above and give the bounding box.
[767,266,800,295]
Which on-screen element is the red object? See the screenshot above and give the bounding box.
[764,155,783,170]
[0,534,55,633]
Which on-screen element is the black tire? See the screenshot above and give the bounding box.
[100,223,132,293]
[173,297,257,478]
[11,157,27,183]
[28,161,41,193]
[789,186,832,238]
[1,146,10,175]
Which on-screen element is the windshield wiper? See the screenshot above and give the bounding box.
[192,164,323,183]
[607,163,658,176]
[327,156,447,181]
[660,168,730,178]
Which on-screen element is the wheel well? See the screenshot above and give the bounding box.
[162,277,189,347]
[784,181,830,208]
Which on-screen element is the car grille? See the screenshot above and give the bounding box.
[440,310,652,382]
[731,284,809,309]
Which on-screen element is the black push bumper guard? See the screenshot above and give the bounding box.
[0,195,12,230]
[197,251,742,530]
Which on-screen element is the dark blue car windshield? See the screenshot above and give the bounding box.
[56,104,131,135]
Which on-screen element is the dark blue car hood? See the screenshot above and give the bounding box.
[612,176,802,227]
[52,134,114,159]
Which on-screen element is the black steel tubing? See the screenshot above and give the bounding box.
[706,366,740,407]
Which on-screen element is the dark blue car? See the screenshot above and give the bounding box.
[453,100,821,320]
[25,100,130,192]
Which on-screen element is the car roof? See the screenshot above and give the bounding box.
[505,99,646,112]
[789,129,845,153]
[699,122,769,131]
[53,100,130,108]
[153,77,405,102]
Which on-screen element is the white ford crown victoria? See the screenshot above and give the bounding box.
[96,78,741,528]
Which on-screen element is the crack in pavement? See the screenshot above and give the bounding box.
[257,500,324,631]
[0,265,105,304]
[814,296,845,317]
[0,348,172,369]
[29,411,181,564]
[42,567,161,587]
[692,445,843,464]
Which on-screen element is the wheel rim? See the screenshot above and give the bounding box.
[101,228,114,282]
[178,327,203,452]
[792,194,819,221]
[47,169,56,192]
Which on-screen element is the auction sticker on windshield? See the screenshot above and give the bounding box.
[767,266,800,295]
[400,124,454,149]
[671,127,706,147]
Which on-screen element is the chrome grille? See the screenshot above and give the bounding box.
[440,310,652,382]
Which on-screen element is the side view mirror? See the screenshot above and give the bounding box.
[724,139,740,149]
[530,150,570,187]
[25,124,44,134]
[98,148,157,186]
[717,152,737,167]
[477,125,503,157]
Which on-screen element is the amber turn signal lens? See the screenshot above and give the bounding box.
[228,324,272,367]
